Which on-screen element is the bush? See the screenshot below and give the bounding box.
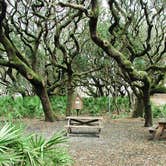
[81,96,129,116]
[0,96,43,119]
[0,95,130,118]
[82,97,108,115]
[50,96,67,115]
[152,104,166,118]
[0,123,72,166]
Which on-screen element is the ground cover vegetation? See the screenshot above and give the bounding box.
[0,123,72,166]
[0,95,165,120]
[0,95,130,118]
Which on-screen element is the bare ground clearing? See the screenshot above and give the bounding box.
[21,117,166,166]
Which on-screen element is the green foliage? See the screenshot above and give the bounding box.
[110,112,129,119]
[81,96,130,116]
[50,96,67,116]
[116,97,130,111]
[0,96,43,119]
[152,104,166,118]
[0,95,130,118]
[133,58,146,71]
[150,86,166,95]
[0,95,67,119]
[82,97,107,115]
[0,124,72,166]
[23,96,43,117]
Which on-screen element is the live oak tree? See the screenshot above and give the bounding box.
[89,0,165,126]
[0,0,97,118]
[42,1,96,116]
[0,0,56,121]
[59,0,166,126]
[105,0,166,119]
[79,19,130,99]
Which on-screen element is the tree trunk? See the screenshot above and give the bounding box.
[35,85,55,122]
[66,76,74,116]
[112,94,120,115]
[0,17,55,122]
[143,92,152,127]
[98,85,104,97]
[132,97,144,118]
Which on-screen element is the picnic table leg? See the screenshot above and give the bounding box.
[67,127,71,136]
[154,125,164,140]
[66,119,72,136]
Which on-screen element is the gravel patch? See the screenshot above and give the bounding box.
[22,117,166,166]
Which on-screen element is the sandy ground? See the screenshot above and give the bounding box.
[23,117,166,166]
[1,94,165,165]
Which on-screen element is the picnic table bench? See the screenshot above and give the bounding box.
[149,121,166,140]
[65,116,103,137]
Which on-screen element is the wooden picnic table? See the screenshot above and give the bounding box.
[149,121,166,140]
[154,121,166,140]
[65,116,103,136]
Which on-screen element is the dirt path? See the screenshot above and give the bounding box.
[24,118,166,166]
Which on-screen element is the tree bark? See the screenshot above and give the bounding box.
[132,97,144,118]
[35,84,55,122]
[143,91,152,127]
[142,76,153,127]
[66,75,74,116]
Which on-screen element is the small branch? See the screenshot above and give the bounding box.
[70,33,80,59]
[146,65,166,72]
[73,67,102,77]
[0,81,8,86]
[0,59,13,67]
[58,2,90,17]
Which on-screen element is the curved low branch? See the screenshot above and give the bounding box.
[58,2,89,17]
[89,0,148,83]
[0,59,11,67]
[146,65,166,72]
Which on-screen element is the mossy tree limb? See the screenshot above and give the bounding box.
[0,0,55,122]
[89,0,153,126]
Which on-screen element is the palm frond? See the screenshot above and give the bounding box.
[45,131,67,149]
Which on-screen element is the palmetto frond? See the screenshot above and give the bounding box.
[0,124,71,166]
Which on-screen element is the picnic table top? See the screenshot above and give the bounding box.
[158,121,166,124]
[66,116,103,120]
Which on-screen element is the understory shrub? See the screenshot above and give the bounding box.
[50,96,67,116]
[0,96,43,119]
[82,96,130,116]
[0,123,72,166]
[152,104,166,118]
[0,95,129,118]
